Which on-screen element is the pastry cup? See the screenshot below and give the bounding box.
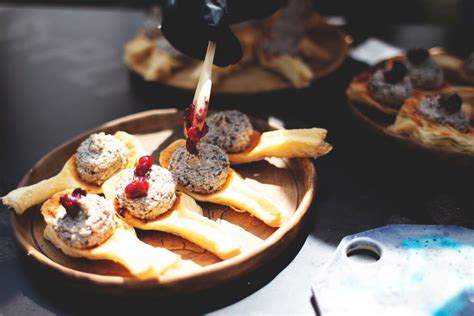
[102,172,241,260]
[41,190,182,280]
[160,140,289,227]
[2,131,144,214]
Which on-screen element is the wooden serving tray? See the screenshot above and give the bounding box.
[129,20,350,94]
[10,109,316,295]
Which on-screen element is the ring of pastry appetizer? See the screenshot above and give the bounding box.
[202,110,332,164]
[160,141,289,227]
[41,189,181,279]
[102,155,241,259]
[388,93,474,155]
[2,131,144,214]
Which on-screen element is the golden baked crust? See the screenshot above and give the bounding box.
[41,190,181,279]
[228,128,332,164]
[160,140,289,227]
[2,131,144,215]
[102,172,241,260]
[388,97,474,155]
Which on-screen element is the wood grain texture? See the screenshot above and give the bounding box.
[130,21,350,94]
[9,109,316,295]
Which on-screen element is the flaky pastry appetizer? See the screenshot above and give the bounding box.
[388,93,473,154]
[201,110,332,164]
[346,61,414,116]
[160,141,288,227]
[102,155,241,259]
[41,189,183,279]
[2,131,143,214]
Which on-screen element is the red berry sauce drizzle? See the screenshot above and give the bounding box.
[125,155,153,199]
[59,188,87,217]
[184,99,209,154]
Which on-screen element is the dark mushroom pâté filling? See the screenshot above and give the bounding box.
[368,61,413,109]
[417,94,470,133]
[169,143,230,194]
[202,110,254,153]
[54,190,116,249]
[115,165,177,220]
[405,48,444,90]
[75,133,128,186]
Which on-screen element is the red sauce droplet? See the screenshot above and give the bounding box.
[125,178,149,199]
[60,187,86,217]
[135,155,154,177]
[124,155,152,199]
[184,103,209,154]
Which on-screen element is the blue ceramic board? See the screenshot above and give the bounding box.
[312,225,474,316]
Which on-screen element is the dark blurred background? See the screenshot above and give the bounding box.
[3,0,474,55]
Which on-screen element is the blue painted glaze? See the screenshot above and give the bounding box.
[411,272,424,283]
[432,288,474,316]
[400,236,467,249]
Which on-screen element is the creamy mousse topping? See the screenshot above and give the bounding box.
[76,132,128,186]
[169,143,230,194]
[115,164,177,220]
[202,110,254,153]
[464,52,474,76]
[417,94,470,133]
[406,48,444,90]
[368,61,413,109]
[53,189,116,249]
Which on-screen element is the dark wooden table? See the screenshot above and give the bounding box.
[0,5,472,315]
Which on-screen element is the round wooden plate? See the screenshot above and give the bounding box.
[9,109,316,295]
[129,20,350,95]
